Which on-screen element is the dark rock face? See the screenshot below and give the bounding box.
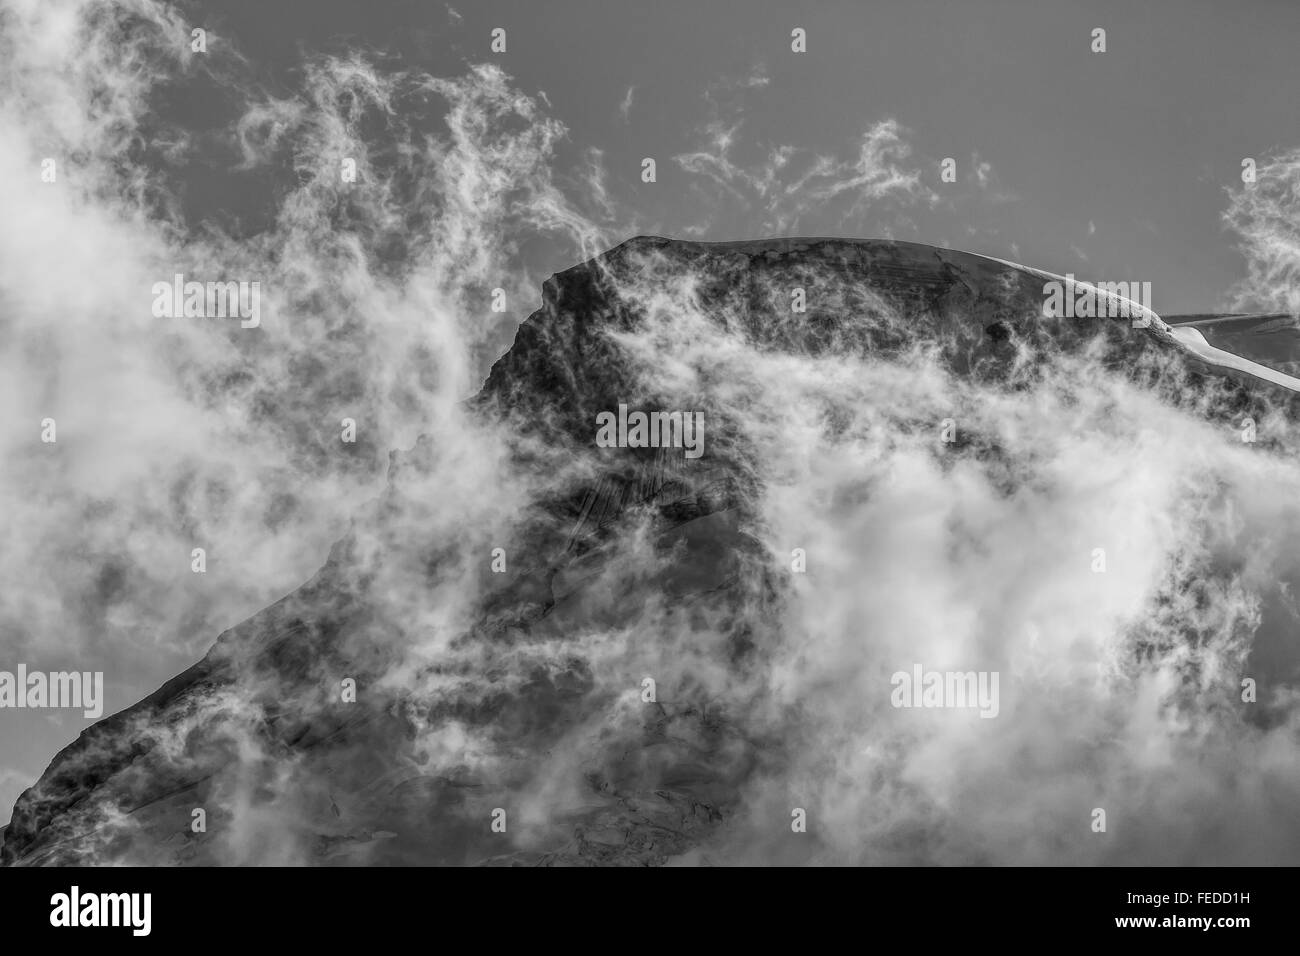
[3,237,1294,866]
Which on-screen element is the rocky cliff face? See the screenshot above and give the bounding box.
[5,237,1298,866]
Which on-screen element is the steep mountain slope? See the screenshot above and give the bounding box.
[5,236,1299,866]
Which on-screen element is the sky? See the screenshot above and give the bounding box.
[2,0,1300,835]
[186,0,1300,315]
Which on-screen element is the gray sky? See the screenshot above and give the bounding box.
[199,0,1300,314]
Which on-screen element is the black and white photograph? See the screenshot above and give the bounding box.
[0,0,1292,938]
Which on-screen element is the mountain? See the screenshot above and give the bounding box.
[4,236,1298,866]
[1165,313,1300,378]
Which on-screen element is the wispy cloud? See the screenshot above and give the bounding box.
[1223,147,1300,313]
[0,0,611,833]
[675,115,937,234]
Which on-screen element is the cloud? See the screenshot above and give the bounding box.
[674,116,937,234]
[964,150,1013,202]
[4,0,1300,868]
[0,0,609,828]
[1223,147,1300,313]
[566,245,1300,864]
